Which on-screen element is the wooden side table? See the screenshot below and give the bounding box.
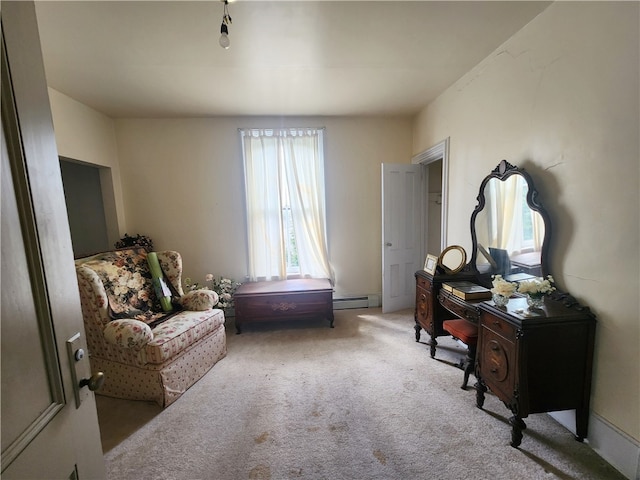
[233,278,334,333]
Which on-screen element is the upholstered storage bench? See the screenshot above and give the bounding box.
[75,248,227,407]
[233,278,334,333]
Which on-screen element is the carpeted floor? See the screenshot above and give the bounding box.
[98,308,625,480]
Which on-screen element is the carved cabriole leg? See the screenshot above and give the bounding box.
[509,416,527,448]
[414,323,421,342]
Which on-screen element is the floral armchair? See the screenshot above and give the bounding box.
[75,248,227,407]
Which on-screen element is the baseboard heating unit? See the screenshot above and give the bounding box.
[333,294,380,310]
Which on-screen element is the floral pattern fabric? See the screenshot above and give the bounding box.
[179,289,219,311]
[157,251,184,297]
[78,248,162,322]
[144,309,224,365]
[103,319,154,349]
[74,249,227,407]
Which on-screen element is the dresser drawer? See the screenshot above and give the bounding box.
[478,326,516,398]
[480,312,517,342]
[438,291,480,323]
[416,275,431,291]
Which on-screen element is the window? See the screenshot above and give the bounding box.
[520,185,534,250]
[484,175,540,255]
[240,128,333,282]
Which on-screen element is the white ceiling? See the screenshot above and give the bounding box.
[34,1,551,118]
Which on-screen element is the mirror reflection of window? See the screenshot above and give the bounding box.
[474,174,545,274]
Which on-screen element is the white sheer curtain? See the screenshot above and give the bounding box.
[486,175,525,255]
[240,128,334,283]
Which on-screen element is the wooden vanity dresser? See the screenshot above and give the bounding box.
[437,288,596,447]
[415,160,597,448]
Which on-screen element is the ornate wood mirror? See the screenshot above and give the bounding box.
[470,160,551,279]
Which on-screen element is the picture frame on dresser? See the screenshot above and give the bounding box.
[423,254,438,275]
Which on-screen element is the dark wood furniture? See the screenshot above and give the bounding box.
[475,295,595,447]
[233,279,334,333]
[414,269,472,357]
[414,160,596,447]
[436,288,596,447]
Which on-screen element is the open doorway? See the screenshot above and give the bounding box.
[59,157,110,257]
[425,160,443,256]
[413,138,449,259]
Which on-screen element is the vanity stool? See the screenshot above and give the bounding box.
[442,318,478,389]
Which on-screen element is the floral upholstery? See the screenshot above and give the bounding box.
[103,319,153,349]
[179,289,219,311]
[77,248,173,326]
[75,249,227,407]
[156,250,185,296]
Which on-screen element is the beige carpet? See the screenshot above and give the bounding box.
[98,308,624,480]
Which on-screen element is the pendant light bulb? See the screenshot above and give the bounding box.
[219,23,230,49]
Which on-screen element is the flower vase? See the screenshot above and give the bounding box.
[492,293,510,307]
[526,294,544,309]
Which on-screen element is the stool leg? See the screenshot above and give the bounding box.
[461,343,477,390]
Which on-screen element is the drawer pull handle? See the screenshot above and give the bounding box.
[493,321,501,326]
[490,345,500,351]
[490,368,498,373]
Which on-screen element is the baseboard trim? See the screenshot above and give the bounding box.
[549,410,640,479]
[333,294,380,310]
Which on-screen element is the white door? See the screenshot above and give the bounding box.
[381,163,424,313]
[1,3,105,478]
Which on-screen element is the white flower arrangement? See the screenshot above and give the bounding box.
[490,275,517,297]
[184,274,242,310]
[517,275,555,298]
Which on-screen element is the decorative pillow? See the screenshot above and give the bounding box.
[180,289,219,311]
[103,319,154,349]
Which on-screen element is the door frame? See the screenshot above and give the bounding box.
[412,137,450,260]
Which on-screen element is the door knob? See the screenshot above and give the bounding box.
[79,372,105,391]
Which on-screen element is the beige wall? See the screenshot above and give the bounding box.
[48,88,126,245]
[48,87,412,300]
[113,116,412,298]
[413,1,639,443]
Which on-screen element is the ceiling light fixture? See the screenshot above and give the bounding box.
[219,0,232,49]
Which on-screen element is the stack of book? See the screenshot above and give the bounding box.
[442,281,492,300]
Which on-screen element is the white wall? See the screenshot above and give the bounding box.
[413,1,639,474]
[113,116,412,298]
[48,88,126,245]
